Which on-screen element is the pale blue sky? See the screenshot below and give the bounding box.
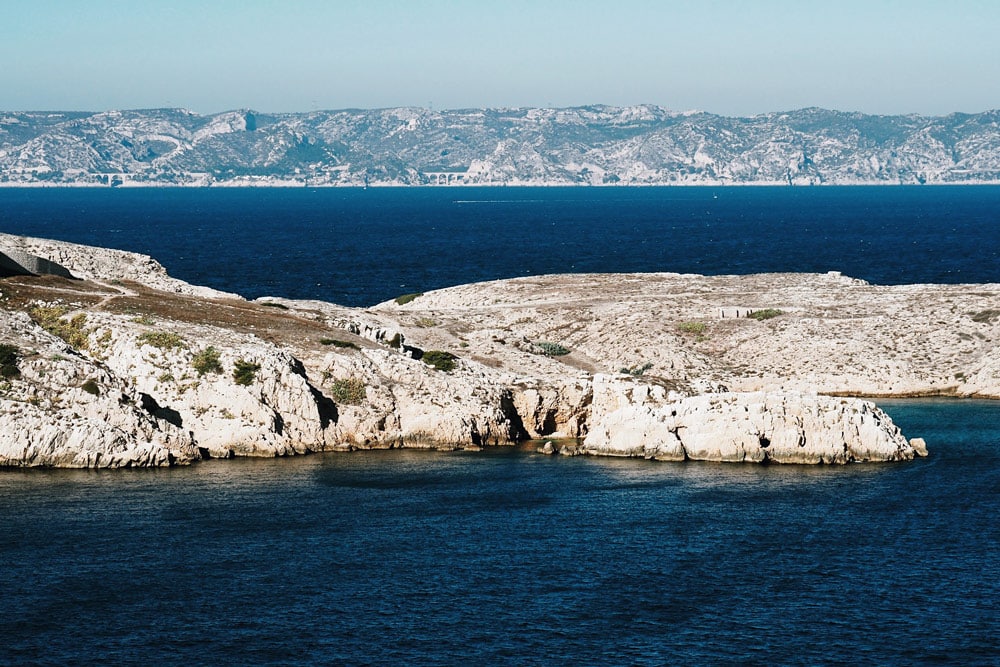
[2,0,998,115]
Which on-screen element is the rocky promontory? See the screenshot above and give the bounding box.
[0,233,966,467]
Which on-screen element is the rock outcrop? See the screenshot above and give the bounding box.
[0,312,197,468]
[576,375,916,463]
[0,234,943,468]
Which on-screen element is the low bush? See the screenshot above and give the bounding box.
[29,306,90,350]
[677,321,707,335]
[0,344,20,378]
[620,362,654,377]
[422,350,457,372]
[395,292,423,306]
[748,309,784,321]
[320,338,359,349]
[139,331,185,350]
[232,359,261,386]
[330,377,366,404]
[191,346,223,376]
[971,309,1000,324]
[534,341,570,356]
[81,378,100,396]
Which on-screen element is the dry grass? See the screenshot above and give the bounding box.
[1,275,365,354]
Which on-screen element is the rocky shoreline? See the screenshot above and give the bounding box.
[2,233,980,468]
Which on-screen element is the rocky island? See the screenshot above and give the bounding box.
[4,232,986,468]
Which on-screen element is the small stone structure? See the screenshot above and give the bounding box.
[0,248,75,279]
[719,307,757,319]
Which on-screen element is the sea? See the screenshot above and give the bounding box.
[0,186,998,665]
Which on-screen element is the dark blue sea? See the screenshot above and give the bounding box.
[1,187,999,665]
[1,185,998,306]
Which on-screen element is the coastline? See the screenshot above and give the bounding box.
[3,180,1000,188]
[9,234,995,467]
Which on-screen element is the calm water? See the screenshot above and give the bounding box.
[1,187,999,664]
[0,400,997,665]
[0,185,998,305]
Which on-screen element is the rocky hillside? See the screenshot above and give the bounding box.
[0,234,947,467]
[2,106,999,186]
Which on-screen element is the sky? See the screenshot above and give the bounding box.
[1,0,998,116]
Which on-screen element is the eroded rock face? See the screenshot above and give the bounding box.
[510,380,592,439]
[87,314,338,458]
[319,347,524,450]
[580,375,919,463]
[0,313,197,468]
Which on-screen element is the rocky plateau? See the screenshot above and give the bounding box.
[1,233,978,468]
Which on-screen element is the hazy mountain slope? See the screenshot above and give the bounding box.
[2,106,998,186]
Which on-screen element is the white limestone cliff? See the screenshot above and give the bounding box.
[0,234,943,468]
[577,375,917,463]
[0,312,197,468]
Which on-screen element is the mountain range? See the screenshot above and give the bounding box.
[2,105,998,186]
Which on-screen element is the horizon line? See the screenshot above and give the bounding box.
[5,104,999,120]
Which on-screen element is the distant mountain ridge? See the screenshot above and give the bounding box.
[1,105,999,186]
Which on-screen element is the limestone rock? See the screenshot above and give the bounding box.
[909,437,929,457]
[320,348,523,449]
[0,313,197,468]
[582,375,921,464]
[510,380,591,439]
[0,232,236,298]
[86,313,337,459]
[0,234,944,468]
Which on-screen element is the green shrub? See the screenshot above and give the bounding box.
[620,362,654,377]
[131,315,155,325]
[320,338,359,349]
[0,344,20,378]
[29,306,90,350]
[330,377,366,404]
[233,359,261,386]
[534,341,570,356]
[747,309,784,321]
[138,331,185,350]
[422,350,457,372]
[191,346,223,376]
[677,321,707,335]
[81,378,100,396]
[394,292,423,306]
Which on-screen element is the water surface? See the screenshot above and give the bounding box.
[1,186,997,305]
[1,400,997,665]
